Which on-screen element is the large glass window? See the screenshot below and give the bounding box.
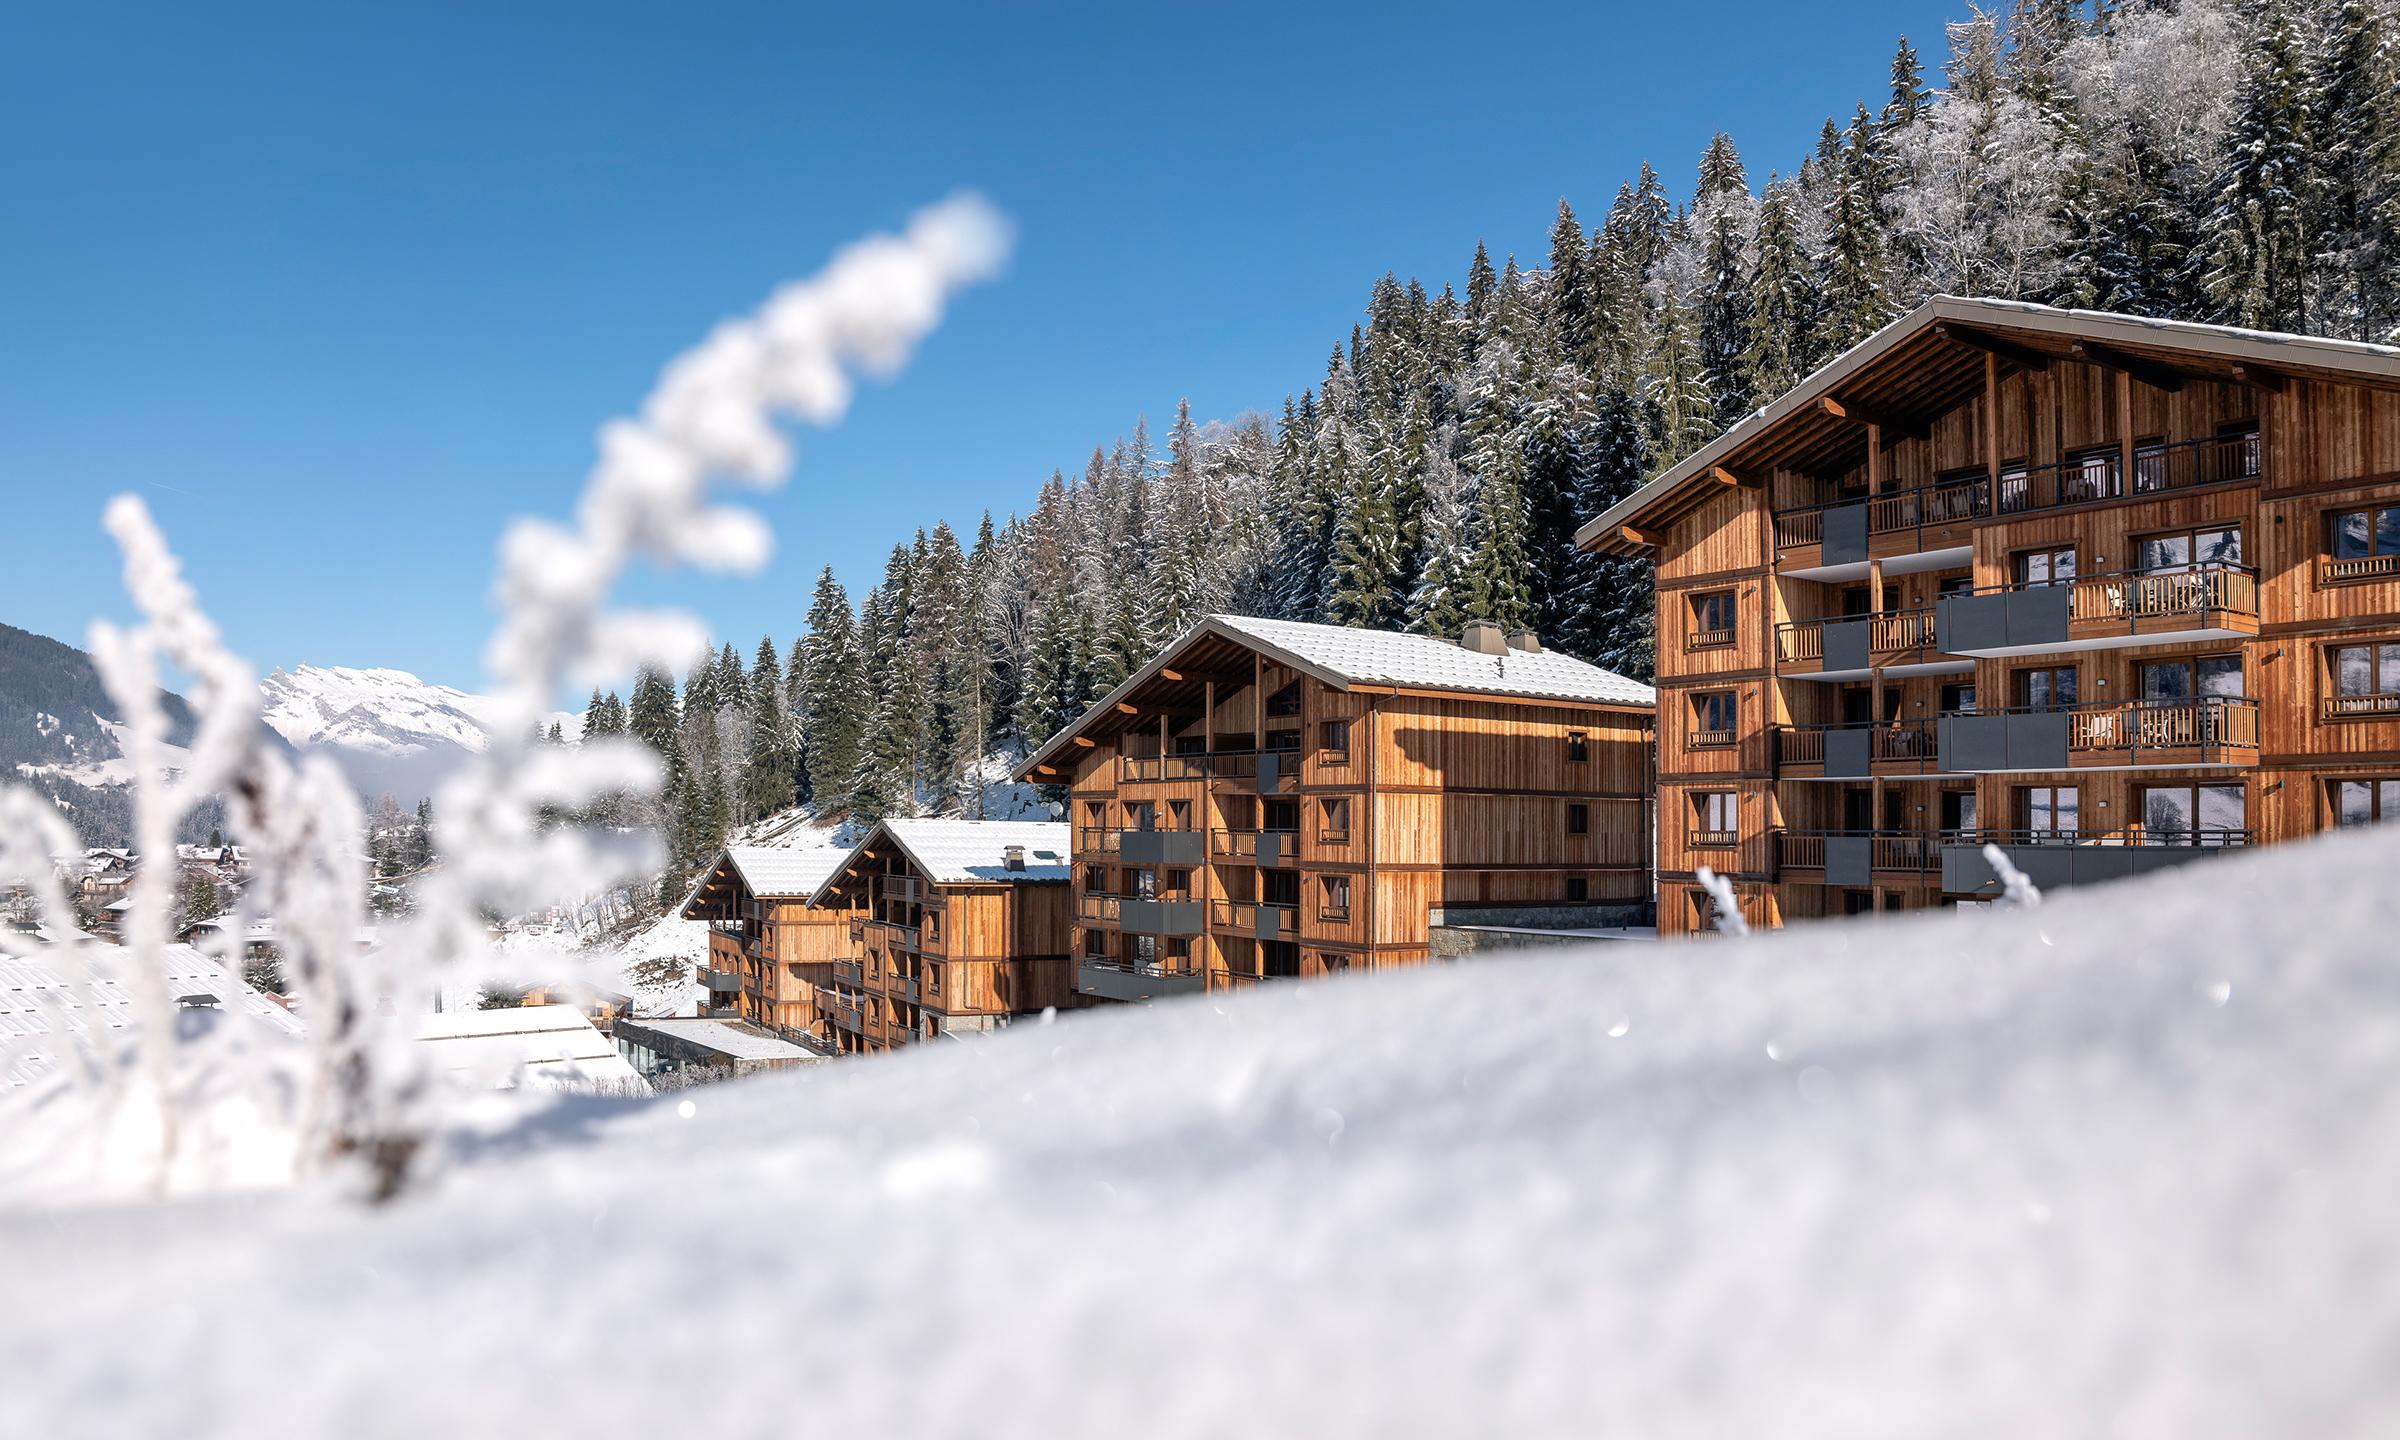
[2014,784,2080,839]
[2013,665,2078,709]
[2138,783,2247,845]
[2329,505,2400,561]
[2015,546,2077,587]
[1692,791,1738,841]
[2332,779,2400,827]
[2330,641,2400,713]
[2136,524,2242,574]
[2140,654,2244,702]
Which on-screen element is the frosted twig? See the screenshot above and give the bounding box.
[1695,866,1750,937]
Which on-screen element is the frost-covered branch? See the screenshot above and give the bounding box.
[1695,865,1750,937]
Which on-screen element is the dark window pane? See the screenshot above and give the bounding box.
[2334,510,2371,559]
[2198,785,2246,836]
[2198,528,2241,565]
[2337,646,2373,696]
[2336,780,2373,827]
[2378,509,2400,557]
[2198,656,2244,697]
[2143,788,2193,836]
[2142,663,2192,702]
[2140,534,2191,573]
[2383,644,2400,695]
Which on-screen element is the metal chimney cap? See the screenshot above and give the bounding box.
[1506,630,1543,652]
[1460,620,1508,655]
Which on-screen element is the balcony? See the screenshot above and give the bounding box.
[2325,692,2400,721]
[1776,829,1942,886]
[700,968,743,994]
[1211,827,1299,867]
[1774,720,1942,777]
[2322,552,2400,586]
[1081,890,1204,934]
[1935,565,2258,658]
[1076,957,1205,1003]
[1118,829,1207,867]
[1774,474,1985,573]
[1076,826,1123,854]
[1774,607,1956,679]
[1208,899,1300,941]
[1942,828,2252,897]
[1198,749,1300,794]
[1994,432,2258,518]
[1940,697,2260,771]
[831,959,863,988]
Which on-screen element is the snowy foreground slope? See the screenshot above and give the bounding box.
[6,833,2400,1437]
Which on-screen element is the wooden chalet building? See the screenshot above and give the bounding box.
[680,846,848,1035]
[1579,296,2400,935]
[1015,615,1655,1001]
[806,819,1073,1056]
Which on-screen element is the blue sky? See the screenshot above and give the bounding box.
[3,1,1955,697]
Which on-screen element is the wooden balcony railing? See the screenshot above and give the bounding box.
[1774,607,1940,665]
[1211,827,1298,858]
[1774,720,1940,768]
[1775,475,1990,550]
[1079,892,1126,922]
[2321,552,2400,585]
[1776,829,1944,872]
[2064,564,2257,626]
[1688,727,1736,750]
[1075,826,1123,854]
[1207,899,1299,937]
[1688,828,1738,850]
[1686,627,1736,651]
[2325,692,2400,719]
[2061,697,2260,754]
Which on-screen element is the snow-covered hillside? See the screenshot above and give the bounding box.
[259,664,576,803]
[7,828,2400,1436]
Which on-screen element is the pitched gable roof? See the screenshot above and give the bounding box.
[1579,295,2400,555]
[1017,614,1653,778]
[808,819,1071,905]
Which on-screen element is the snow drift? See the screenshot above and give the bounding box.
[5,826,2399,1437]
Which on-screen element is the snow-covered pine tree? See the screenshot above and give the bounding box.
[798,567,867,811]
[2306,0,2400,341]
[2203,0,2315,331]
[743,636,794,822]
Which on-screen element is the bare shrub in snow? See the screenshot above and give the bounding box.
[0,195,1010,1202]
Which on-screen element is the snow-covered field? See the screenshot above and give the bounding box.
[3,827,2398,1436]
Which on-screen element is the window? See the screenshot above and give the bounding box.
[1164,868,1192,897]
[1940,790,1979,833]
[1167,799,1191,830]
[2136,524,2242,574]
[2137,783,2247,845]
[1166,937,1193,967]
[1940,682,1978,715]
[1264,797,1300,833]
[1688,590,1736,648]
[1318,720,1350,760]
[2329,641,2400,716]
[1266,680,1302,717]
[2326,504,2400,580]
[1319,798,1351,844]
[2139,654,2244,703]
[1566,876,1590,903]
[1567,803,1590,835]
[1566,730,1590,763]
[2015,545,2077,588]
[1318,875,1351,921]
[1265,729,1302,752]
[2014,784,2080,839]
[1692,791,1738,844]
[1316,951,1350,975]
[2065,445,2121,503]
[1263,941,1301,978]
[2332,779,2400,827]
[2013,665,2078,710]
[1084,929,1107,956]
[1689,690,1737,746]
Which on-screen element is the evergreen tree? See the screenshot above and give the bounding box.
[743,636,795,821]
[797,568,866,811]
[2307,0,2400,340]
[2203,0,2314,330]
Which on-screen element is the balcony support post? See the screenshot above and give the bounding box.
[2117,368,2135,495]
[1984,353,2001,517]
[1867,421,1886,495]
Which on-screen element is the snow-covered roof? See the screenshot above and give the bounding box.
[723,845,845,899]
[1581,294,2400,551]
[617,1017,821,1063]
[1019,614,1654,776]
[411,1004,645,1093]
[0,942,304,1088]
[810,819,1072,903]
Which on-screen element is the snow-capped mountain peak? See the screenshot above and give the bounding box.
[258,664,577,803]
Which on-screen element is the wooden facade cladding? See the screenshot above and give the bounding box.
[810,829,1071,1057]
[1034,623,1656,995]
[680,854,847,1033]
[1588,300,2400,939]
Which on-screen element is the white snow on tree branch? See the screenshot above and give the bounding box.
[0,194,1012,1202]
[1695,864,1749,936]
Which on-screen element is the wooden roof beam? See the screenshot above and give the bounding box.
[1708,465,1759,489]
[2231,363,2288,394]
[1815,394,1926,443]
[1617,524,1654,548]
[2070,340,2187,393]
[1933,322,2049,372]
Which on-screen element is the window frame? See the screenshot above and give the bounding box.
[2014,544,2078,588]
[1688,689,1738,747]
[1567,803,1590,836]
[1687,589,1737,649]
[2330,777,2400,828]
[2326,638,2400,718]
[1317,719,1351,763]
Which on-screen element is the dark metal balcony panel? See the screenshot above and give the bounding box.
[1256,751,1285,793]
[1821,501,1870,567]
[1823,727,1874,778]
[1824,835,1873,888]
[1256,830,1285,868]
[1937,586,2071,655]
[1253,906,1294,942]
[1939,712,2070,771]
[1822,618,1873,673]
[1941,840,2230,896]
[1119,898,1205,935]
[1119,830,1206,867]
[703,969,743,993]
[1076,960,1205,1004]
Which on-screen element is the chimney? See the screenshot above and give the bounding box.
[1460,620,1508,655]
[1506,630,1543,653]
[1003,844,1026,872]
